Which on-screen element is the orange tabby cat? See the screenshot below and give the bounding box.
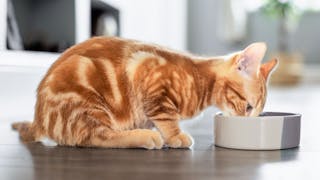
[12,37,278,149]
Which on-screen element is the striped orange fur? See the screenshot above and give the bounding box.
[12,37,278,149]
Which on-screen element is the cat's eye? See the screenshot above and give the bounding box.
[246,103,253,112]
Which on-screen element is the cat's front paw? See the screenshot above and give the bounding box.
[142,131,164,150]
[166,132,193,148]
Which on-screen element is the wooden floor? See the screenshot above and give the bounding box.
[1,68,320,180]
[0,130,302,180]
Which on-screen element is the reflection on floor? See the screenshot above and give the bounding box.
[1,66,320,180]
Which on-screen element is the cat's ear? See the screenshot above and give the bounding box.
[260,58,278,80]
[236,42,267,77]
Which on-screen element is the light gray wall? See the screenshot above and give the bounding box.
[187,0,320,64]
[289,12,320,63]
[187,0,237,56]
[247,11,320,64]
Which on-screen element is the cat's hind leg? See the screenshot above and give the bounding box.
[74,109,164,149]
[40,101,164,149]
[80,128,164,149]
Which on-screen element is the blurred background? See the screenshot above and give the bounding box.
[1,0,320,82]
[0,0,320,129]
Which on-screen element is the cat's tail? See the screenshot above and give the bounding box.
[11,121,36,142]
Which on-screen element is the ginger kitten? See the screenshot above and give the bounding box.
[12,37,278,149]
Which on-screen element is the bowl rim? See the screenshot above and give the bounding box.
[215,111,301,119]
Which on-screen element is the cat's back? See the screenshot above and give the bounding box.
[43,36,187,73]
[51,37,130,68]
[40,36,193,88]
[43,36,195,93]
[37,37,127,91]
[54,36,190,64]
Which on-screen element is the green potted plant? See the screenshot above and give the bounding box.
[261,0,303,85]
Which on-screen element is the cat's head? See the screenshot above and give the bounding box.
[215,42,278,117]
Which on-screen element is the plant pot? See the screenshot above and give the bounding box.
[270,52,304,86]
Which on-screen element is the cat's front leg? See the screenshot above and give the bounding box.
[142,78,194,148]
[144,102,193,148]
[152,120,193,148]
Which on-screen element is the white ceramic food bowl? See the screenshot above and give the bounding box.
[214,112,301,150]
